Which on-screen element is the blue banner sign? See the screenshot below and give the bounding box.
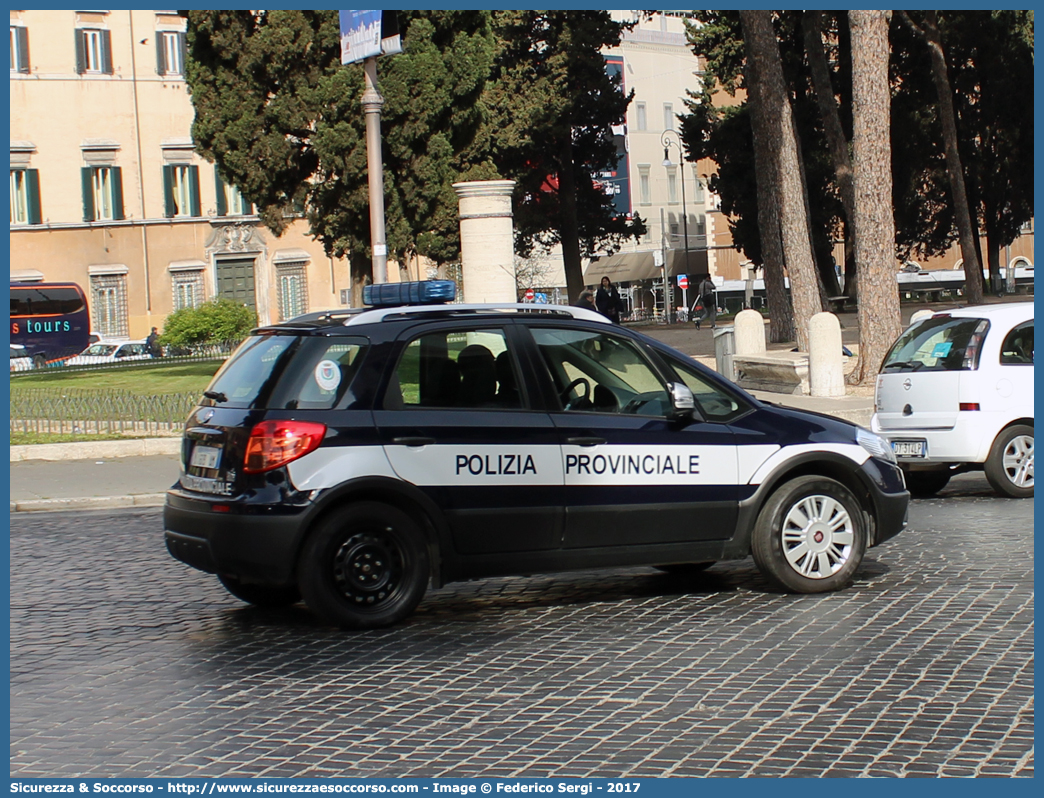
[339,10,382,65]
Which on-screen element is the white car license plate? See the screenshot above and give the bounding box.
[892,440,927,458]
[190,444,222,470]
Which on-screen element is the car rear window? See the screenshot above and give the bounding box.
[203,335,369,410]
[881,316,990,373]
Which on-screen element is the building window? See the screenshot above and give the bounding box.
[156,30,185,76]
[663,103,674,131]
[635,102,647,131]
[696,214,706,237]
[638,166,651,206]
[215,167,253,216]
[75,28,112,74]
[10,169,41,226]
[276,262,309,321]
[80,166,124,222]
[667,167,678,204]
[694,178,704,203]
[10,25,29,73]
[163,164,200,217]
[90,273,129,337]
[172,271,205,310]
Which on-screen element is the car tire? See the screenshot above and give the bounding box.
[984,424,1034,498]
[655,562,715,575]
[903,469,951,498]
[751,475,868,594]
[297,502,430,629]
[217,574,301,608]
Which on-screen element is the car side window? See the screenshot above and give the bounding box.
[530,327,670,416]
[1000,321,1033,365]
[663,353,751,423]
[385,327,523,410]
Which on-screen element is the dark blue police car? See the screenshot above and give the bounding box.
[164,281,908,629]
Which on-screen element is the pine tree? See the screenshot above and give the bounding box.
[849,10,901,385]
[486,11,645,303]
[186,11,496,301]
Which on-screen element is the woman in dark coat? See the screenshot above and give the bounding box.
[595,276,623,323]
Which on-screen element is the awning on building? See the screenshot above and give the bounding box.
[584,248,710,284]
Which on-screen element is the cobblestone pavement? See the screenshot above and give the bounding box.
[11,474,1033,779]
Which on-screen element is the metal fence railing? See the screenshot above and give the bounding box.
[10,388,201,436]
[10,341,238,377]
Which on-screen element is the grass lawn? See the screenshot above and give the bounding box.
[9,360,222,395]
[9,431,170,446]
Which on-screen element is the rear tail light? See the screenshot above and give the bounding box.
[244,420,327,473]
[961,320,990,370]
[959,403,980,412]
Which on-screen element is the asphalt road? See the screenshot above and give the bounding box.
[10,474,1033,779]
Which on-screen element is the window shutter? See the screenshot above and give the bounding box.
[16,26,29,73]
[100,29,112,74]
[110,166,124,221]
[188,165,200,216]
[26,169,41,225]
[81,167,95,221]
[74,30,86,74]
[162,165,175,217]
[177,32,187,75]
[214,166,227,217]
[155,32,165,74]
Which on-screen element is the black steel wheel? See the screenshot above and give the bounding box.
[903,469,951,498]
[751,475,868,594]
[217,575,301,608]
[297,502,430,629]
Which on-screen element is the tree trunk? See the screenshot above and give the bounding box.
[986,226,1002,296]
[900,11,984,305]
[558,134,585,303]
[741,10,820,351]
[803,10,859,304]
[740,15,793,343]
[350,250,373,308]
[848,10,902,385]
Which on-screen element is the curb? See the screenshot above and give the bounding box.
[10,493,167,513]
[10,437,180,463]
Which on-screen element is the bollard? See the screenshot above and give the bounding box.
[733,309,767,355]
[714,327,736,381]
[909,309,934,328]
[809,312,845,397]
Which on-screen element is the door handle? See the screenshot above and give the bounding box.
[392,437,436,447]
[566,436,606,447]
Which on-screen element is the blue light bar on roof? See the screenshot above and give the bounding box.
[363,280,457,308]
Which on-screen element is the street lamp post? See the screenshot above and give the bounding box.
[661,130,690,296]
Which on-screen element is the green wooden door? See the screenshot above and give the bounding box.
[215,257,256,311]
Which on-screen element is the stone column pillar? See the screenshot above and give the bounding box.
[809,312,845,397]
[452,180,517,303]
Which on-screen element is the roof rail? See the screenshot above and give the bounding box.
[343,303,611,326]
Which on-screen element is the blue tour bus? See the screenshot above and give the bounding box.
[9,281,91,367]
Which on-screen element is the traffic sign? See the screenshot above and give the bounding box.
[524,288,535,301]
[677,275,689,290]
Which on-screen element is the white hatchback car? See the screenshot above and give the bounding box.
[871,302,1033,498]
[65,340,153,366]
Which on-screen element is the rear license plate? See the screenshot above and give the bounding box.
[892,440,927,458]
[190,444,222,469]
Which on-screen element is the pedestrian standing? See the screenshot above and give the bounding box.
[574,289,597,312]
[145,326,162,357]
[595,276,624,323]
[693,276,717,330]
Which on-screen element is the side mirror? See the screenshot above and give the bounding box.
[667,381,701,422]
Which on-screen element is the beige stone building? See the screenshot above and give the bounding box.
[10,9,352,340]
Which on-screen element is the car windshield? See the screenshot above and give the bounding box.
[82,344,117,357]
[881,316,990,372]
